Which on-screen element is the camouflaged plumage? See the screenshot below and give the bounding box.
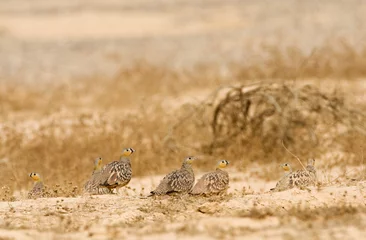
[270,163,293,192]
[84,157,112,195]
[150,156,195,196]
[98,148,134,190]
[190,160,230,195]
[28,173,44,199]
[288,160,316,188]
[271,159,316,192]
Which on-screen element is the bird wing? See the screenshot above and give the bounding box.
[152,170,179,194]
[190,173,209,194]
[84,171,112,194]
[168,169,194,192]
[192,170,229,194]
[271,175,291,192]
[206,170,229,193]
[98,159,132,188]
[28,182,44,198]
[288,169,316,187]
[151,168,194,195]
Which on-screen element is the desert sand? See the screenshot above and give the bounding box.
[1,171,366,240]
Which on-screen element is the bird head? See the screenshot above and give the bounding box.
[94,157,103,170]
[121,148,135,157]
[217,160,229,169]
[281,163,292,172]
[307,158,315,166]
[29,172,42,182]
[184,156,196,164]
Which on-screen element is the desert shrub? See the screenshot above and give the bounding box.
[168,83,366,165]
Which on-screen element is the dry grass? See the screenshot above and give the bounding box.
[236,39,366,80]
[1,39,366,113]
[0,40,365,200]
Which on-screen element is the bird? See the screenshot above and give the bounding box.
[288,158,317,188]
[149,156,196,196]
[98,148,135,191]
[271,159,317,192]
[83,157,112,195]
[270,163,293,192]
[28,172,44,199]
[190,159,230,195]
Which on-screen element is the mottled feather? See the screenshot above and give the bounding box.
[150,156,195,196]
[28,173,44,199]
[84,157,112,195]
[271,159,316,192]
[191,160,230,195]
[99,159,132,189]
[98,148,134,190]
[270,163,293,192]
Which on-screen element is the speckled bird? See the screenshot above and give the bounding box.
[83,157,112,195]
[190,159,230,195]
[98,148,135,191]
[288,158,317,188]
[270,162,293,192]
[28,172,44,199]
[271,159,317,192]
[149,156,196,196]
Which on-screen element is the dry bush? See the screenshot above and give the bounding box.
[169,83,366,167]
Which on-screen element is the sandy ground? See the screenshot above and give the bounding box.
[1,171,366,240]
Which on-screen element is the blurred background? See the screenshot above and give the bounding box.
[0,0,365,197]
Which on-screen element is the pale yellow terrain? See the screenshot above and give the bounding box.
[1,172,366,240]
[0,0,365,240]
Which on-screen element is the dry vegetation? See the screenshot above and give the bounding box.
[1,40,365,199]
[0,0,366,239]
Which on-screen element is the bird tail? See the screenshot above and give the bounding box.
[146,191,155,197]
